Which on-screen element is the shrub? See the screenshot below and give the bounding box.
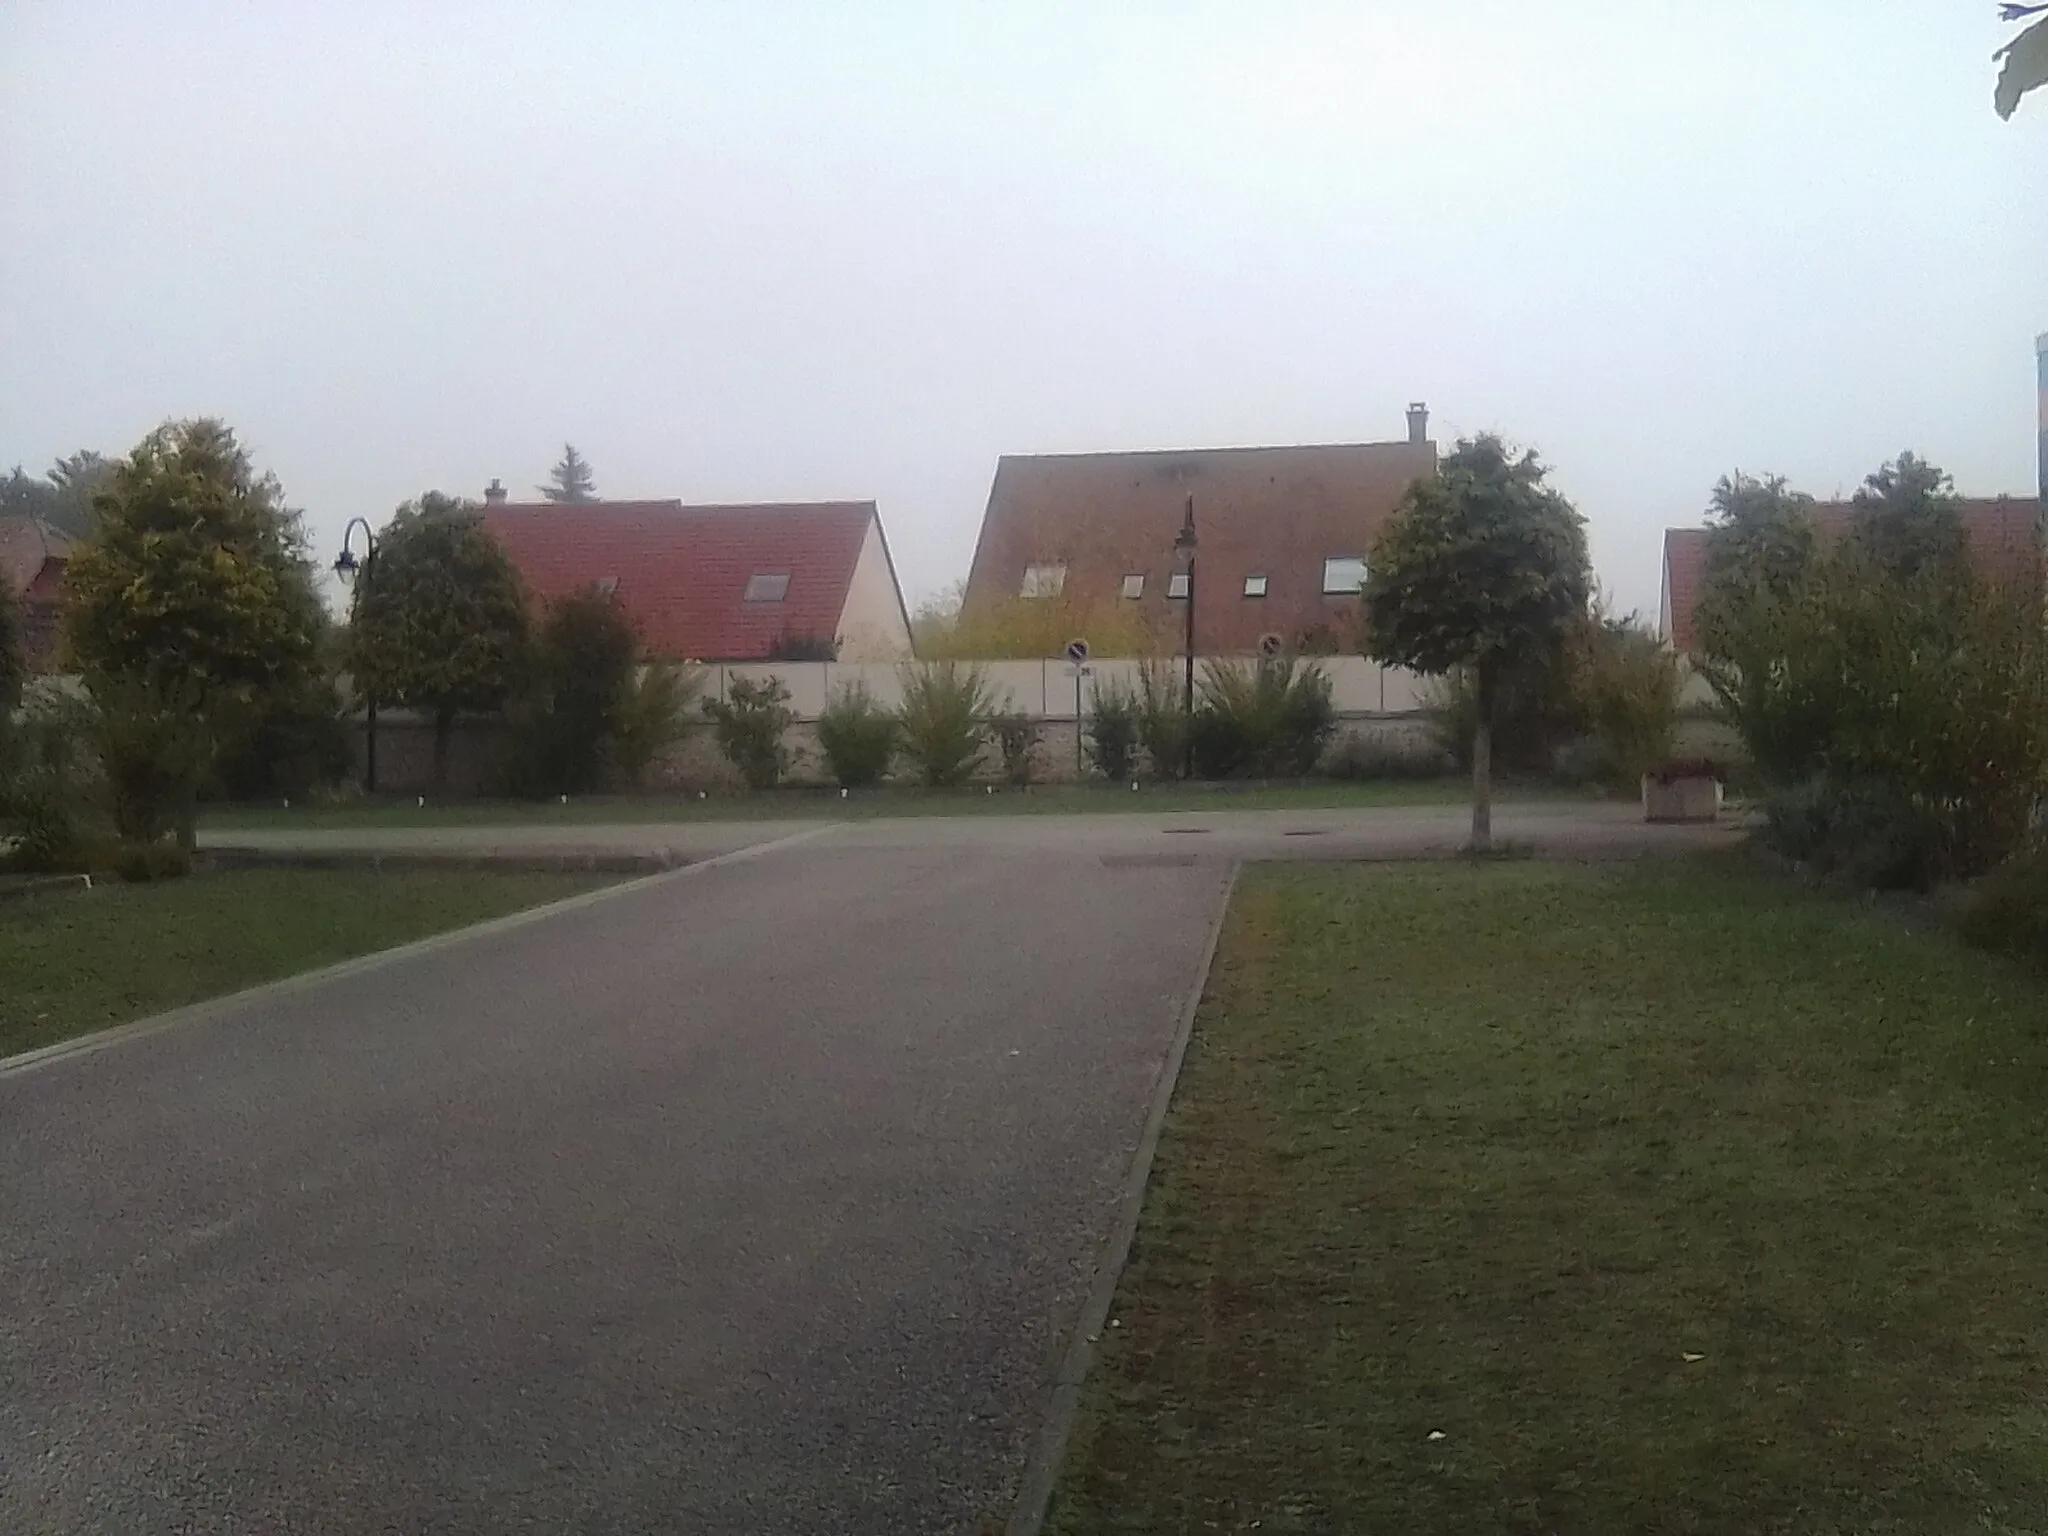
[1189,657,1336,779]
[502,587,640,796]
[0,685,93,872]
[895,661,993,785]
[1578,619,1681,789]
[816,681,899,788]
[703,674,795,790]
[1955,848,2048,970]
[110,840,192,882]
[989,712,1043,786]
[1719,549,2048,886]
[210,677,352,801]
[1135,660,1191,781]
[87,673,212,848]
[1086,680,1142,782]
[1324,732,1452,781]
[610,662,703,789]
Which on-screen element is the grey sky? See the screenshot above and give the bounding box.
[4,2,2043,616]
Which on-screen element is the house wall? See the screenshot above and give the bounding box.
[834,518,914,660]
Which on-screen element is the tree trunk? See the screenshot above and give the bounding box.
[432,707,454,795]
[1470,664,1496,853]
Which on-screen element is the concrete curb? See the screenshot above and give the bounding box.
[0,873,93,905]
[198,847,685,876]
[0,824,838,1082]
[1005,859,1241,1536]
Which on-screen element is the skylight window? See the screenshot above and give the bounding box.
[1167,572,1190,599]
[1243,574,1269,598]
[743,572,791,603]
[1121,574,1145,599]
[1020,564,1067,599]
[1321,556,1367,595]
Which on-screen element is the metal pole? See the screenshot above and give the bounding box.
[363,540,379,796]
[1182,494,1196,780]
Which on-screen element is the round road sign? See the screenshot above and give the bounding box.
[1065,638,1090,665]
[1258,632,1285,661]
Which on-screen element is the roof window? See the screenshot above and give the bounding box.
[1121,574,1145,600]
[1021,564,1067,599]
[743,572,792,603]
[1242,574,1269,598]
[1322,556,1367,595]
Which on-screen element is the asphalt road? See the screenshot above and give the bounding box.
[2,834,1233,1534]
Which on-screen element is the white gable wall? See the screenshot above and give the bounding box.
[834,516,913,660]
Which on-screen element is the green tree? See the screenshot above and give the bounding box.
[540,443,598,503]
[348,493,532,790]
[1847,451,1966,587]
[703,675,796,790]
[1364,434,1592,850]
[0,450,112,539]
[62,420,325,838]
[1996,7,2048,120]
[1694,472,1818,661]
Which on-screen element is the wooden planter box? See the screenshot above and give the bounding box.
[1642,773,1722,824]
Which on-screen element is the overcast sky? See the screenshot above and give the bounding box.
[4,2,2044,615]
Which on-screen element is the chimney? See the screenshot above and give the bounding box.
[483,477,508,506]
[1405,401,1429,445]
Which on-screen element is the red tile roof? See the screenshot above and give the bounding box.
[962,439,1438,654]
[478,500,883,661]
[1662,496,2043,653]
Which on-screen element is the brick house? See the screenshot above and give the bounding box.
[1659,495,2044,652]
[0,515,71,673]
[959,406,1438,655]
[477,496,913,662]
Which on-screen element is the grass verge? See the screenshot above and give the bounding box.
[199,778,1539,831]
[0,868,609,1060]
[1049,858,2048,1534]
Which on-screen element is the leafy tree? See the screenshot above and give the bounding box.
[62,420,325,840]
[348,494,532,790]
[540,443,598,503]
[1996,5,2048,120]
[1847,451,1966,587]
[1364,434,1591,850]
[526,586,639,793]
[1,450,112,539]
[1694,472,1818,660]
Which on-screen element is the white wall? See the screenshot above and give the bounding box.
[833,517,914,660]
[698,655,1431,720]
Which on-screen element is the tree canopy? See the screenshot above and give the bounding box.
[1847,451,1966,587]
[62,419,324,703]
[540,443,598,503]
[347,494,532,786]
[1996,6,2048,119]
[1695,472,1818,659]
[2,450,115,539]
[1364,434,1591,848]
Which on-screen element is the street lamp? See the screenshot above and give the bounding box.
[334,517,379,795]
[1174,494,1197,779]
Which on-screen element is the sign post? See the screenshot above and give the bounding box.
[1066,638,1091,778]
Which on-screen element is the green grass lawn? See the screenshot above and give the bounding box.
[0,869,608,1060]
[199,778,1557,831]
[1050,858,2048,1535]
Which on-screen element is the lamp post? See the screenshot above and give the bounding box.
[334,517,379,795]
[1174,494,1197,779]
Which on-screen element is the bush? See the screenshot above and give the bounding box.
[1136,660,1190,781]
[1760,779,1945,892]
[1716,550,2048,886]
[502,588,642,796]
[0,686,92,872]
[703,675,795,790]
[1189,657,1336,779]
[1578,619,1681,790]
[1086,680,1142,782]
[989,712,1043,787]
[1324,732,1452,781]
[816,681,899,788]
[87,673,212,847]
[109,840,192,882]
[210,678,353,801]
[610,662,703,789]
[1955,848,2048,970]
[896,661,993,786]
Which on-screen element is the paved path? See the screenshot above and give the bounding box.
[3,832,1230,1534]
[8,804,1735,1533]
[202,799,1742,865]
